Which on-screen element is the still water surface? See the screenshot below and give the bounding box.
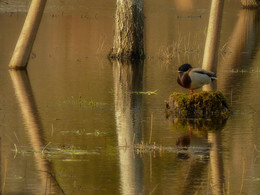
[1,0,260,194]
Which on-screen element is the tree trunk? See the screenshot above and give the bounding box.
[202,0,224,73]
[109,0,144,60]
[202,0,224,92]
[9,0,47,70]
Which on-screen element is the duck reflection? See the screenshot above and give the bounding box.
[176,132,191,160]
[168,115,226,195]
[112,59,144,194]
[9,70,64,194]
[167,1,227,192]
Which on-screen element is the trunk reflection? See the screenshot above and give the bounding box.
[9,70,64,194]
[113,60,144,194]
[219,9,259,93]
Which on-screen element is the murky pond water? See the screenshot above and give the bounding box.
[1,0,260,194]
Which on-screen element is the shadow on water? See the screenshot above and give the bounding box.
[112,59,144,194]
[9,70,64,194]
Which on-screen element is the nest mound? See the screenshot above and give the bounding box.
[165,91,231,118]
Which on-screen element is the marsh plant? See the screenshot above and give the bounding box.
[61,129,108,136]
[158,33,201,60]
[63,95,106,108]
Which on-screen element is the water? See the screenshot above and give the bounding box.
[1,0,260,194]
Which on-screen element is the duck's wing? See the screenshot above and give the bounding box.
[191,68,217,79]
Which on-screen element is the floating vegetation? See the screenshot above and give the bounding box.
[252,177,260,182]
[227,68,260,74]
[52,145,100,156]
[63,96,106,108]
[134,142,210,160]
[132,89,158,95]
[12,141,210,162]
[60,129,109,136]
[108,88,114,95]
[12,144,100,160]
[14,175,24,180]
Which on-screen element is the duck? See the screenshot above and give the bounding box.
[177,63,217,94]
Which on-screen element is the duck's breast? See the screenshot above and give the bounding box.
[178,72,191,89]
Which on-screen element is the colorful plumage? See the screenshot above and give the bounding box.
[177,64,217,94]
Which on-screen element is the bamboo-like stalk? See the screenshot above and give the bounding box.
[9,0,47,70]
[202,0,224,91]
[202,0,224,73]
[149,112,153,145]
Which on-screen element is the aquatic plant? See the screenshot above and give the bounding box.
[158,34,201,60]
[132,90,158,95]
[63,96,106,108]
[12,144,100,159]
[60,129,109,136]
[166,91,230,118]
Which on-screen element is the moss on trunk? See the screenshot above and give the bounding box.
[165,91,230,118]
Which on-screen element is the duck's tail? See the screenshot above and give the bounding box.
[211,76,217,81]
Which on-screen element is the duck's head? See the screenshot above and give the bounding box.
[178,64,192,73]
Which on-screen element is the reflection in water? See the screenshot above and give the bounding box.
[218,9,260,194]
[176,133,191,159]
[9,70,64,194]
[219,9,259,93]
[200,2,226,193]
[113,60,144,194]
[2,0,260,194]
[208,132,225,195]
[168,115,226,194]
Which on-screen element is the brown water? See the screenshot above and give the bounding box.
[1,0,260,194]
